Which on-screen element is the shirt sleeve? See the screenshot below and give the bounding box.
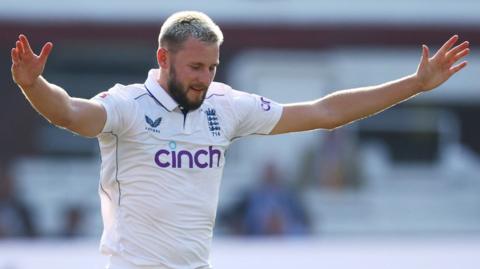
[90,84,134,136]
[231,90,283,138]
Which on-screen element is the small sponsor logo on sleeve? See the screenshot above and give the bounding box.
[98,92,109,98]
[260,96,271,111]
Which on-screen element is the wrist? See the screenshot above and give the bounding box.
[18,76,42,91]
[410,73,426,94]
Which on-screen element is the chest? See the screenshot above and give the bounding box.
[116,101,231,170]
[136,104,228,143]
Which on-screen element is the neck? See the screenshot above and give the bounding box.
[157,69,170,94]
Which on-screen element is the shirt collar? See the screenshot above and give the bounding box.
[144,69,178,112]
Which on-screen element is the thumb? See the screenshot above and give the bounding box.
[420,44,429,65]
[39,42,53,63]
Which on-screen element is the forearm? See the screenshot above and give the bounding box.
[318,74,422,128]
[18,76,74,127]
[271,36,468,135]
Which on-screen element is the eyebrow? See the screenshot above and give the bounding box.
[191,62,220,67]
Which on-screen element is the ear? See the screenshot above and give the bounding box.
[157,48,169,69]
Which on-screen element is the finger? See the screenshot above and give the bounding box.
[19,34,33,55]
[39,42,53,63]
[449,61,468,75]
[16,40,25,55]
[446,41,469,59]
[451,48,470,63]
[421,44,430,64]
[14,44,22,61]
[438,35,459,55]
[11,48,20,64]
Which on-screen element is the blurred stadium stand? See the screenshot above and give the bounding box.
[1,0,480,267]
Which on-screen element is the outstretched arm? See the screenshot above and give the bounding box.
[270,35,469,134]
[11,34,106,137]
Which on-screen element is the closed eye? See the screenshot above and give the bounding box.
[190,65,201,70]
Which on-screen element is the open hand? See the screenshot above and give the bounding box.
[11,34,53,89]
[416,35,469,92]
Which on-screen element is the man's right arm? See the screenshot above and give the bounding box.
[11,34,106,138]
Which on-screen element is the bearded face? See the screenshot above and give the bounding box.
[160,37,219,111]
[167,64,208,111]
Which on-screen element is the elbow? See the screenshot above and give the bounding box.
[323,124,339,131]
[48,108,74,129]
[323,113,346,130]
[323,122,343,131]
[314,102,343,130]
[322,116,352,131]
[48,100,75,128]
[49,116,73,129]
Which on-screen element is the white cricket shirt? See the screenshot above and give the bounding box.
[91,69,283,269]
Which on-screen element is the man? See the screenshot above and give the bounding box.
[11,10,469,269]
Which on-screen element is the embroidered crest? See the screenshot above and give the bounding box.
[205,108,221,137]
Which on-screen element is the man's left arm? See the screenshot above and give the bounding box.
[270,35,469,134]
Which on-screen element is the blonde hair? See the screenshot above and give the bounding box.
[159,11,224,52]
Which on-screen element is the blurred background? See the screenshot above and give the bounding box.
[1,0,480,268]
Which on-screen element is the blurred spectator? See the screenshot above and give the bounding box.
[299,130,361,190]
[61,206,84,237]
[0,163,36,237]
[242,162,309,236]
[219,194,248,235]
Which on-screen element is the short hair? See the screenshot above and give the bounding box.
[159,11,224,53]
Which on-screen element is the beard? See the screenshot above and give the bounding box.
[167,66,207,112]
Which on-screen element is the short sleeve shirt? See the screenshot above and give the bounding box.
[90,69,283,268]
